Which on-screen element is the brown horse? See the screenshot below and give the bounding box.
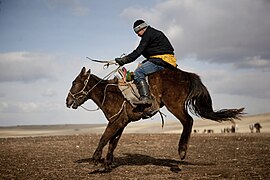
[66,67,244,169]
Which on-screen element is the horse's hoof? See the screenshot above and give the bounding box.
[179,150,186,160]
[179,144,188,160]
[103,165,112,173]
[92,158,104,166]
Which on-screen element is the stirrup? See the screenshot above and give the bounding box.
[134,97,153,106]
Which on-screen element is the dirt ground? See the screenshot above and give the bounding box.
[0,133,269,180]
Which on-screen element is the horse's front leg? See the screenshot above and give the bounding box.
[92,122,115,165]
[92,118,128,166]
[92,134,108,165]
[104,127,125,169]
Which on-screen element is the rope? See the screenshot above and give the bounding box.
[86,66,121,94]
[78,63,166,126]
[108,100,126,120]
[158,110,167,128]
[79,66,121,112]
[80,105,99,112]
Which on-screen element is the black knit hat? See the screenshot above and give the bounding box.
[133,19,148,33]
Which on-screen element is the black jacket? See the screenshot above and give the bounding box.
[126,26,174,63]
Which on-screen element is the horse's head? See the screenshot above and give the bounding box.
[66,67,91,109]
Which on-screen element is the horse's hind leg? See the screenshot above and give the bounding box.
[178,112,193,160]
[165,104,193,160]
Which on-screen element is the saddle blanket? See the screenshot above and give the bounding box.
[118,79,160,118]
[118,80,140,107]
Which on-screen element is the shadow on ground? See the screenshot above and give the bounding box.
[75,153,215,174]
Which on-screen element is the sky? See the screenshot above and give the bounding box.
[0,0,270,126]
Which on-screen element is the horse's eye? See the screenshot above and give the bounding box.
[72,81,76,86]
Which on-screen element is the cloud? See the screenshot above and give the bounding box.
[42,88,58,97]
[179,58,270,100]
[234,56,270,71]
[212,71,270,99]
[0,52,57,83]
[0,101,39,113]
[45,0,89,16]
[0,101,62,113]
[0,92,5,98]
[121,0,270,69]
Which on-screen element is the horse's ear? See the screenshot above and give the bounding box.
[81,67,86,75]
[86,69,91,74]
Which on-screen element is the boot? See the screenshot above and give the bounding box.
[134,79,153,106]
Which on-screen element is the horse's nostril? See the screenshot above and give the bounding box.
[66,97,74,108]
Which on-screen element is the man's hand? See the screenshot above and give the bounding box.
[115,57,127,66]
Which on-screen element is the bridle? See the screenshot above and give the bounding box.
[68,72,91,101]
[68,56,121,111]
[68,67,121,109]
[68,66,166,125]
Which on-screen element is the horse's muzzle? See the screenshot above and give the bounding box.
[66,97,77,109]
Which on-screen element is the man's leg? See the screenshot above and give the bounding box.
[134,61,164,105]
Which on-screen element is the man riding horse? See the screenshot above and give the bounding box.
[115,19,177,106]
[66,20,244,170]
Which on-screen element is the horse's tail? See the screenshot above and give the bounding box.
[186,73,244,121]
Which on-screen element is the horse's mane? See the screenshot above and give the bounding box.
[90,73,119,85]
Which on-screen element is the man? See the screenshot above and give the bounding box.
[115,19,177,106]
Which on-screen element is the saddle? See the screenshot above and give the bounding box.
[117,68,160,119]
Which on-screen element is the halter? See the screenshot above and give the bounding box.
[68,72,91,100]
[68,66,166,125]
[68,67,121,110]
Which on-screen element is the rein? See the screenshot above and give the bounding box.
[80,83,118,112]
[69,66,121,111]
[70,57,166,126]
[78,67,128,120]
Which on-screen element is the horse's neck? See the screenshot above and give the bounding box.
[88,75,103,104]
[88,75,110,109]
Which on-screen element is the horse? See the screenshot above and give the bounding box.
[66,66,244,169]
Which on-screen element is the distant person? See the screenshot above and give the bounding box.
[231,125,236,133]
[254,123,262,133]
[249,124,254,133]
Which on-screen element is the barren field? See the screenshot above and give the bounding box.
[1,113,269,138]
[1,133,269,179]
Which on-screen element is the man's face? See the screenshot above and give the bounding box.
[136,28,146,37]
